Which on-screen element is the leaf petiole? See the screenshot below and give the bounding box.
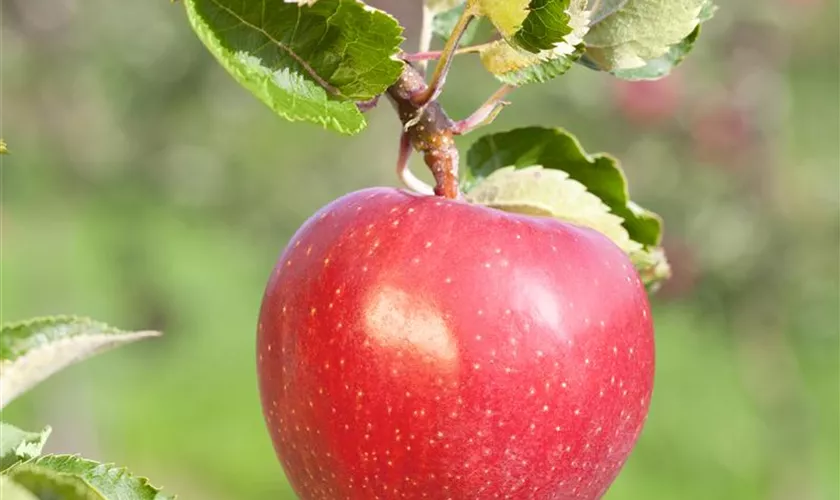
[453,84,515,135]
[410,5,476,107]
[401,43,493,63]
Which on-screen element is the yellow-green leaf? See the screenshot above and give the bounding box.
[466,165,642,254]
[0,476,39,500]
[468,0,531,37]
[479,41,581,85]
[477,0,589,85]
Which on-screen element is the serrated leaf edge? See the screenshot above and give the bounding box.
[8,455,175,500]
[5,462,106,500]
[183,0,405,135]
[0,423,53,473]
[465,165,643,254]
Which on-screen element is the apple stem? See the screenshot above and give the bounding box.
[384,7,513,200]
[385,64,460,199]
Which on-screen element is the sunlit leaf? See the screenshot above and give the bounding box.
[479,41,581,85]
[466,165,642,254]
[184,0,404,135]
[21,455,175,500]
[468,0,531,37]
[0,316,160,408]
[477,0,589,85]
[471,0,590,52]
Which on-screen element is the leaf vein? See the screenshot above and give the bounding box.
[206,0,344,97]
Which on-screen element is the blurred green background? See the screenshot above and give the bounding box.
[1,0,838,498]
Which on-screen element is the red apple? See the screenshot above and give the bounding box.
[257,187,655,499]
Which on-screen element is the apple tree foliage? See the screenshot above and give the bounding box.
[181,0,716,286]
[0,317,172,499]
[1,0,715,498]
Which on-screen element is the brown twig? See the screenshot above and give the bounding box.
[384,63,516,199]
[386,64,460,199]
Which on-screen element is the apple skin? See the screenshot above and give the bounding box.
[257,187,655,500]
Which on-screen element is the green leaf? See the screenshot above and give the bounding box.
[514,0,579,53]
[5,464,104,500]
[479,42,581,85]
[463,127,660,243]
[20,455,175,500]
[582,0,715,78]
[587,0,629,25]
[475,0,589,85]
[183,0,404,135]
[0,423,52,472]
[0,476,39,500]
[605,1,716,80]
[464,127,670,288]
[0,316,160,408]
[470,0,590,50]
[0,139,7,154]
[465,166,643,254]
[606,24,700,80]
